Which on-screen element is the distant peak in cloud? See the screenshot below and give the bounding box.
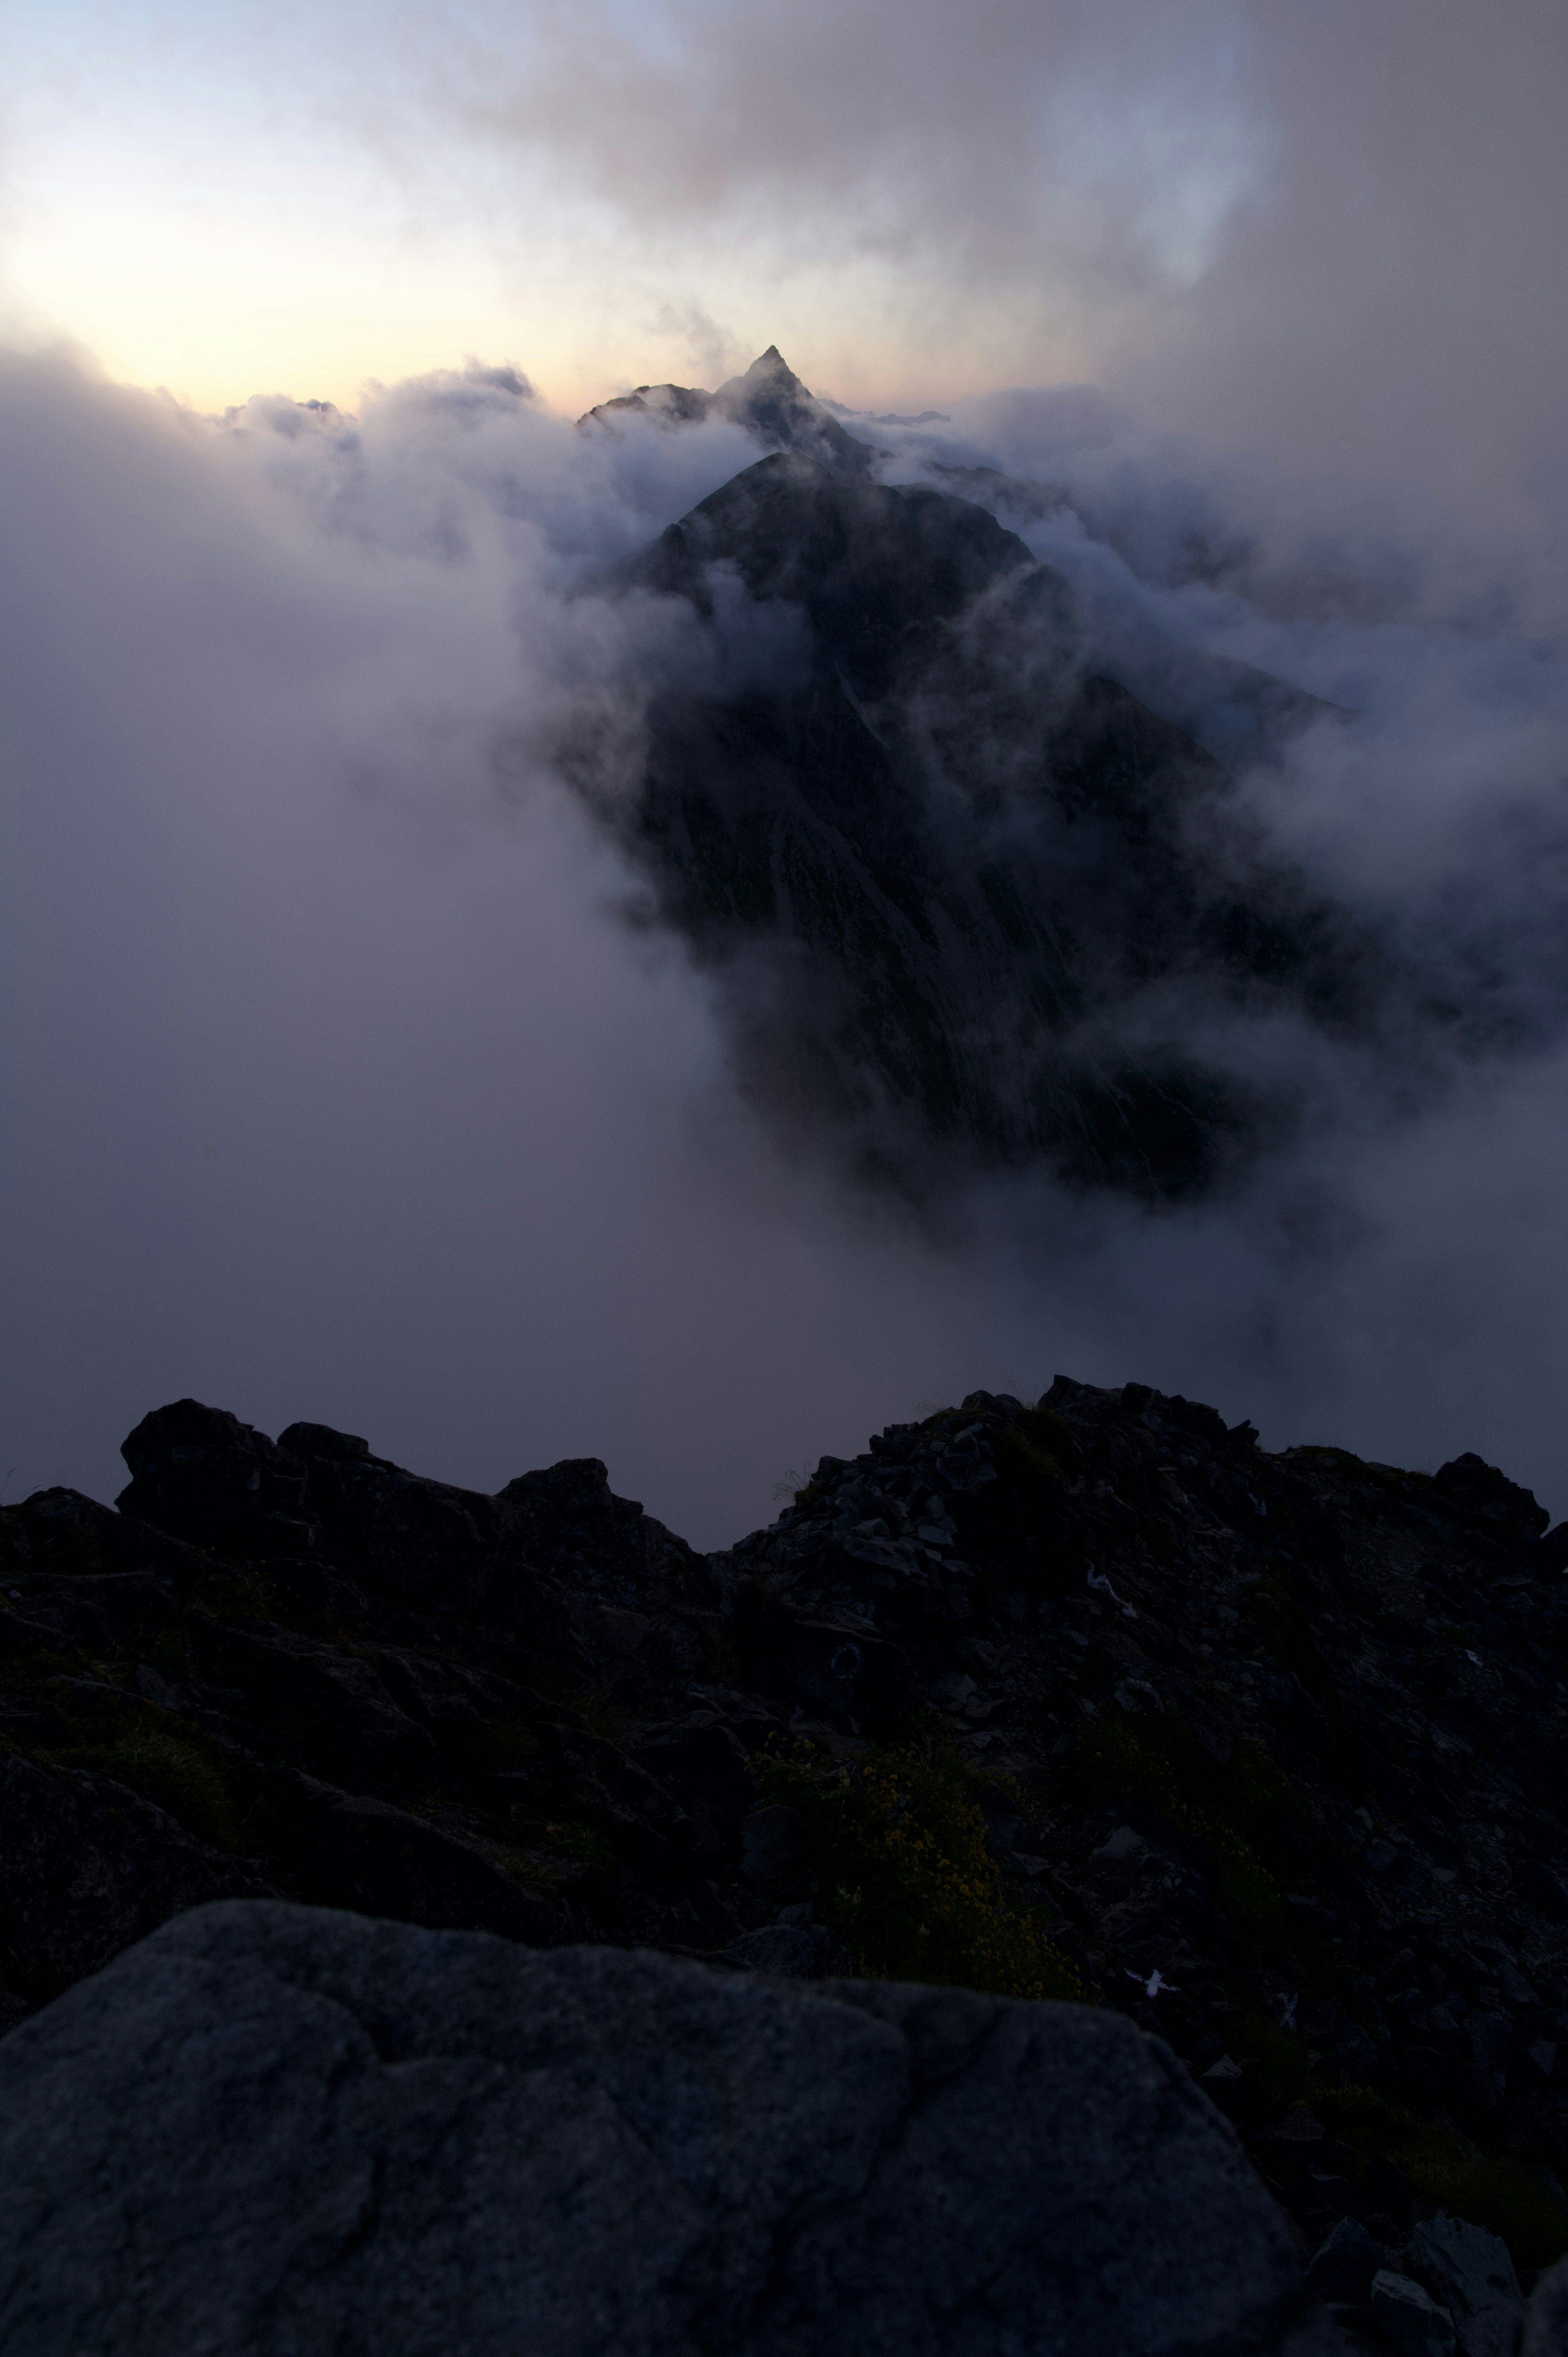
[579,346,880,478]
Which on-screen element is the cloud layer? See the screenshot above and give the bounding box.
[2,321,1567,1547]
[408,0,1568,527]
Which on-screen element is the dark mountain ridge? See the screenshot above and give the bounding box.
[568,348,1508,1205]
[5,1380,1568,2308]
[586,440,1382,1198]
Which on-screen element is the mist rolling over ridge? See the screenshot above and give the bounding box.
[2,305,1567,1550]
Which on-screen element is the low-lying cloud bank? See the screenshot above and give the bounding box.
[2,338,1567,1542]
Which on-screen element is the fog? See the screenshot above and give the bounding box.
[2,324,1566,1548]
[419,0,1568,528]
[2,0,1566,1541]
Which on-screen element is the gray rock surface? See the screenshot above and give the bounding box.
[0,1750,265,1991]
[1369,2269,1458,2355]
[1305,2215,1385,2307]
[1525,2255,1568,2355]
[719,1920,845,1979]
[0,1898,1337,2357]
[1405,2216,1523,2357]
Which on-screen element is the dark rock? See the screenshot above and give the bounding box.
[1320,2019,1382,2087]
[632,1717,758,1831]
[294,1795,564,1945]
[204,1621,441,1784]
[1517,1861,1568,1923]
[1324,2300,1388,2351]
[1405,2217,1523,2357]
[0,1568,178,1653]
[274,1418,521,1614]
[975,1781,1024,1852]
[11,1367,1568,2233]
[1433,1454,1550,1541]
[256,1556,370,1630]
[117,1397,312,1556]
[771,1610,920,1734]
[495,1454,699,1617]
[1369,2269,1457,2355]
[9,1485,124,1564]
[0,1753,266,2000]
[1524,2255,1568,2354]
[1305,2216,1386,2306]
[604,436,1379,1204]
[0,1898,1339,2356]
[719,1921,844,1978]
[1468,2013,1515,2107]
[1364,2155,1427,2232]
[741,1804,803,1886]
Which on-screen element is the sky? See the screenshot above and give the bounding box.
[4,0,1566,524]
[3,0,1568,1543]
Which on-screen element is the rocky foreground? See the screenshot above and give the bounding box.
[5,1383,1568,2349]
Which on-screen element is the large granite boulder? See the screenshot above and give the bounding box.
[0,1898,1335,2355]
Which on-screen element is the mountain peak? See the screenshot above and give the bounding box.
[579,343,879,477]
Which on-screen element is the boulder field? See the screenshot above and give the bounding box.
[4,1379,1568,2348]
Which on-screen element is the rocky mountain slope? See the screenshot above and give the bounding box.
[4,1383,1568,2320]
[601,446,1373,1200]
[570,349,1481,1204]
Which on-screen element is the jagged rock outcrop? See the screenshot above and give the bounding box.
[4,1378,1568,2324]
[0,1896,1338,2355]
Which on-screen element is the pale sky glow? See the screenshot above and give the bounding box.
[5,0,1564,531]
[0,0,1238,417]
[2,9,544,410]
[2,72,1057,420]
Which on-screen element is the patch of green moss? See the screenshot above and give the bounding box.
[993,1403,1079,1486]
[132,1628,196,1682]
[473,1833,564,1895]
[31,1683,266,1853]
[537,1818,621,1913]
[518,1673,627,1744]
[50,1724,238,1846]
[1314,2088,1568,2273]
[757,1721,1083,2001]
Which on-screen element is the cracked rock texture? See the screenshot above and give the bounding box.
[0,1897,1336,2357]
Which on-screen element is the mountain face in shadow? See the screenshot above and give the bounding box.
[575,358,1383,1204]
